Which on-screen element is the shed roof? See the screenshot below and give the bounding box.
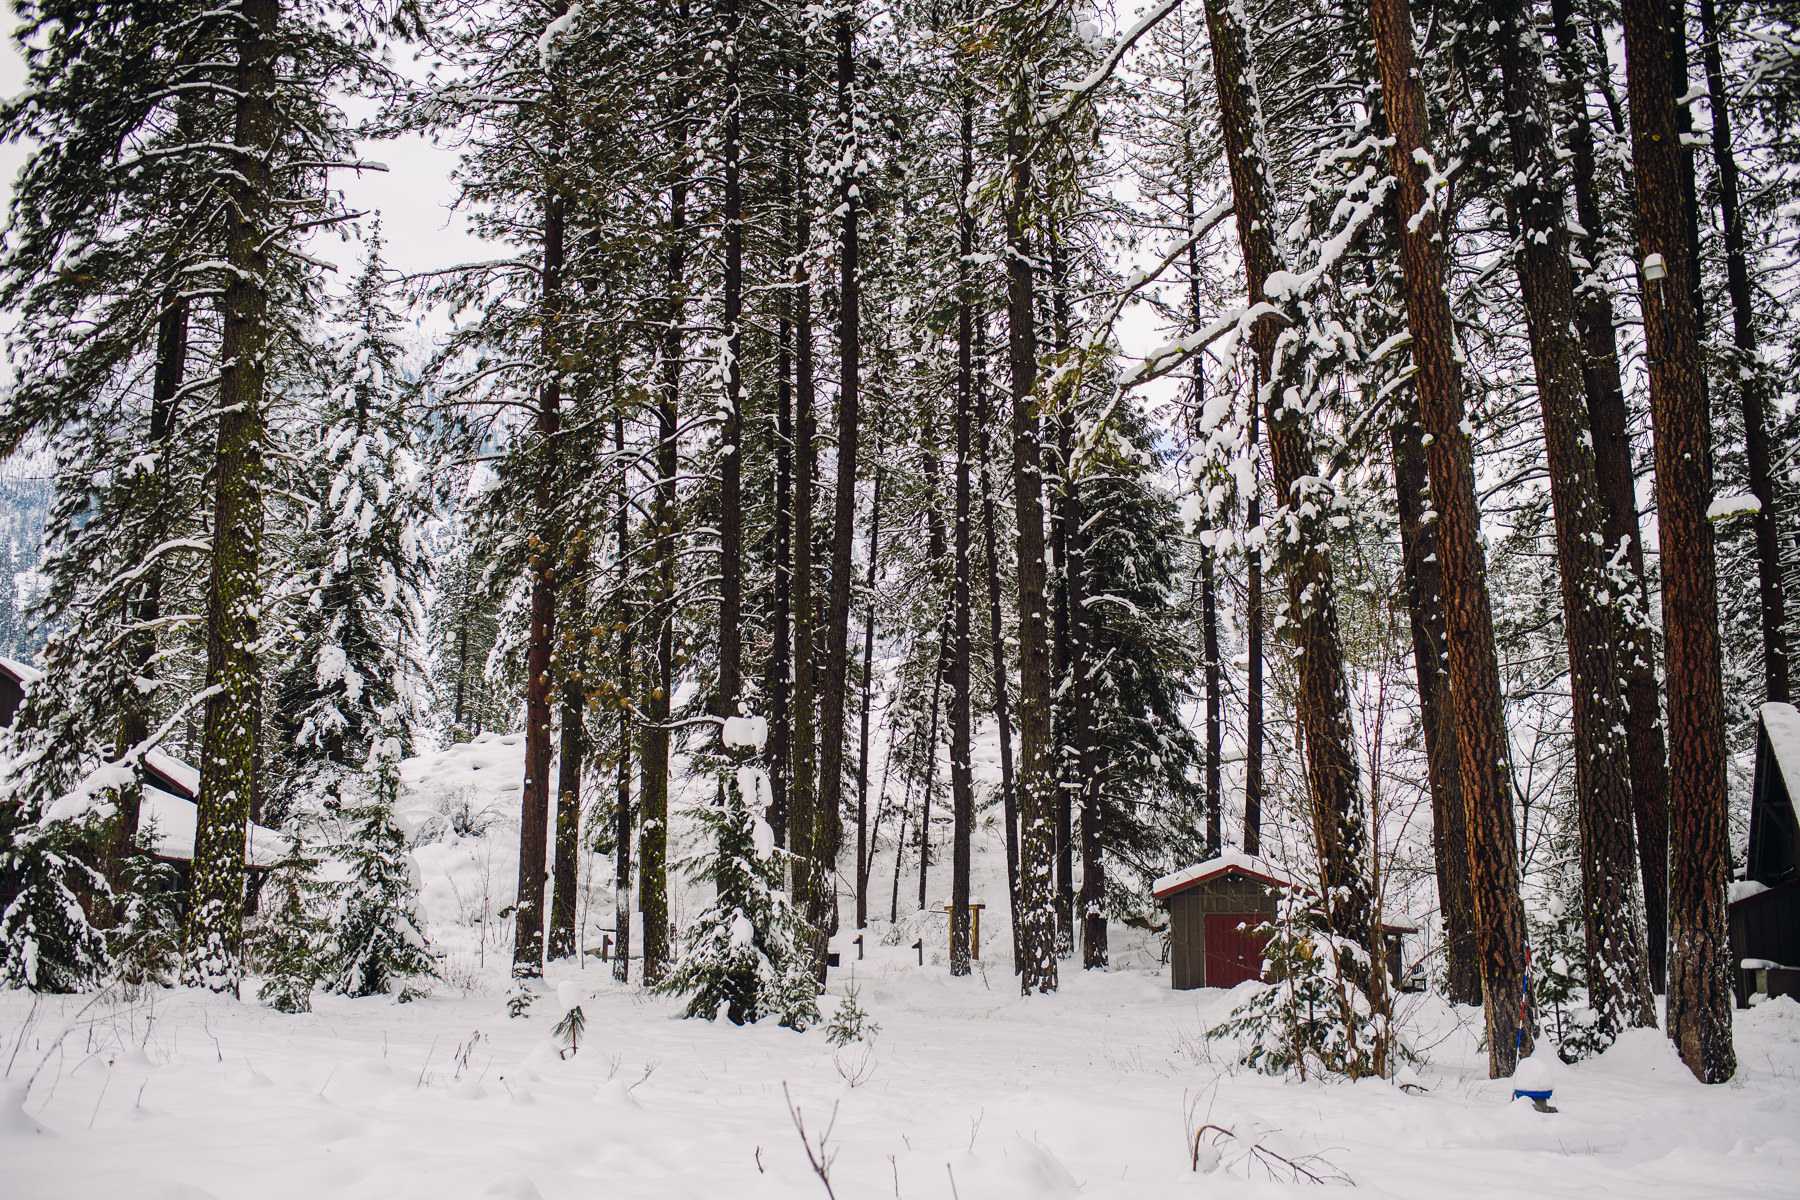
[1153,852,1418,933]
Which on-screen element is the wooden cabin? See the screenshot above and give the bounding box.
[1730,702,1800,1005]
[1154,853,1417,991]
[0,655,282,888]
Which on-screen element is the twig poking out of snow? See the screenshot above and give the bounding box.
[783,1082,841,1200]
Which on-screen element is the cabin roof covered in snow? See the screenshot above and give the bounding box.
[0,655,41,684]
[141,785,287,868]
[1759,703,1800,816]
[1152,851,1418,932]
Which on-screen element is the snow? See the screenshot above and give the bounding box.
[721,715,768,753]
[7,738,1795,1199]
[138,785,287,869]
[1731,879,1771,903]
[1707,492,1762,519]
[4,959,1799,1198]
[1152,849,1299,897]
[1758,701,1800,818]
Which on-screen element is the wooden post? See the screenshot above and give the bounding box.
[941,903,986,960]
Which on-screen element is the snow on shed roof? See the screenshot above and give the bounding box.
[0,655,41,684]
[1152,851,1418,932]
[1153,851,1298,899]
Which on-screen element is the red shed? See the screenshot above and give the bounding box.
[1154,852,1416,991]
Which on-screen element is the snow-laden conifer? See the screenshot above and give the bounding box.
[657,746,819,1029]
[326,728,437,1001]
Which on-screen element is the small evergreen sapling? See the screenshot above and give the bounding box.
[250,801,334,1013]
[1207,889,1398,1080]
[327,732,437,1000]
[551,980,587,1056]
[824,984,879,1046]
[656,749,819,1029]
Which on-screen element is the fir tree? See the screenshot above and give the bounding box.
[249,800,333,1013]
[326,729,437,1001]
[656,755,819,1029]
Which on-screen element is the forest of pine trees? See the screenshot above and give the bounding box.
[0,0,1794,1089]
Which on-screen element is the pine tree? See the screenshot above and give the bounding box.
[656,753,819,1028]
[327,729,437,1001]
[250,802,333,1013]
[270,226,429,812]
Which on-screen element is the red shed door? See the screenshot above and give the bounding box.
[1204,913,1270,989]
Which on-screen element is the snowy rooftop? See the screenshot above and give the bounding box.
[141,785,287,868]
[1152,851,1300,898]
[0,654,41,683]
[1760,701,1800,815]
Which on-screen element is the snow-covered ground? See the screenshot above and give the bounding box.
[4,735,1797,1199]
[4,955,1798,1199]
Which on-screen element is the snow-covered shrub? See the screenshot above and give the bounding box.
[1207,892,1398,1080]
[655,761,819,1029]
[0,795,110,992]
[325,733,438,1001]
[1531,895,1609,1062]
[110,822,182,990]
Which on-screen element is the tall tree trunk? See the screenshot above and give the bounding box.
[1619,0,1736,1084]
[1492,0,1656,1035]
[767,260,795,849]
[549,669,585,961]
[977,355,1022,971]
[1549,0,1671,993]
[183,0,278,994]
[789,47,823,974]
[1701,0,1786,702]
[1049,248,1075,959]
[118,290,189,868]
[613,411,633,984]
[1188,232,1223,859]
[718,0,744,714]
[1244,416,1263,856]
[511,161,567,986]
[814,8,861,956]
[1203,0,1369,946]
[1367,0,1531,1075]
[1004,92,1058,996]
[1391,413,1481,1005]
[855,463,882,928]
[949,93,976,974]
[640,171,686,988]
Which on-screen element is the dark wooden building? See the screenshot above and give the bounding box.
[1154,853,1416,991]
[1729,702,1800,1005]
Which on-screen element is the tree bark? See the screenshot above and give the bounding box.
[718,0,744,714]
[1203,0,1369,946]
[1701,0,1786,703]
[510,162,566,985]
[977,352,1022,971]
[1391,413,1481,1005]
[183,0,278,994]
[639,172,685,988]
[549,670,584,961]
[1492,0,1656,1035]
[950,91,976,974]
[613,411,633,984]
[1619,0,1737,1084]
[814,8,861,956]
[1367,0,1531,1075]
[1004,99,1058,995]
[856,463,882,928]
[1548,0,1671,994]
[788,45,823,975]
